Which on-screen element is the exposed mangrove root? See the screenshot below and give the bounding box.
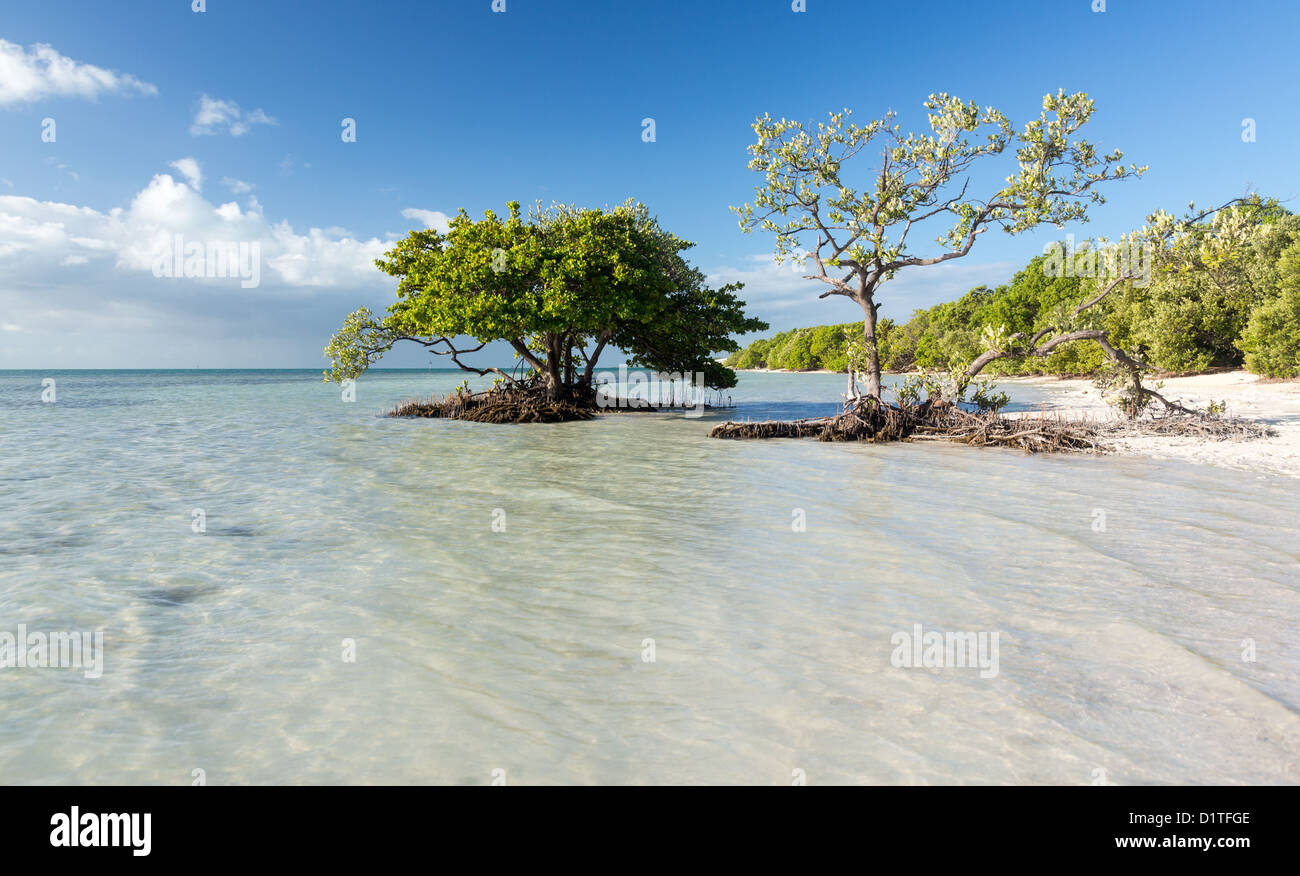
[708,397,1275,454]
[385,380,728,423]
[1098,415,1276,442]
[386,382,598,423]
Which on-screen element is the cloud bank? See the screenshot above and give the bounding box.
[0,159,405,366]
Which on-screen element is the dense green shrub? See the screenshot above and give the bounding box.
[727,203,1299,379]
[1239,240,1300,377]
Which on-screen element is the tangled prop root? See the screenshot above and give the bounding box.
[709,398,1274,454]
[386,381,729,424]
[386,385,596,423]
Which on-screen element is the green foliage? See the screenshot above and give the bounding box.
[731,91,1142,394]
[733,91,1143,268]
[1096,198,1295,374]
[325,201,767,392]
[891,373,931,408]
[965,374,1011,412]
[726,197,1298,383]
[892,367,1008,412]
[1239,239,1300,377]
[876,319,912,371]
[322,306,400,383]
[724,319,910,373]
[1092,361,1154,418]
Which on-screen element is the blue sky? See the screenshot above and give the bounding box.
[1,0,1297,368]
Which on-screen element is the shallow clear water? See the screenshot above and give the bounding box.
[1,369,1297,785]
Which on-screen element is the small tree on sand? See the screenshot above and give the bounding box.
[733,90,1143,400]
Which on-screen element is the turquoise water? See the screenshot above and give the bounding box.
[1,369,1297,784]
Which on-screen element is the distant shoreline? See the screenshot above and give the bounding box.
[733,366,841,374]
[733,367,916,376]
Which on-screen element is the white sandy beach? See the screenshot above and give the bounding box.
[737,366,1300,478]
[1004,371,1300,479]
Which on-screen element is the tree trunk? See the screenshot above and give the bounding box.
[581,331,611,386]
[858,294,883,399]
[544,334,563,400]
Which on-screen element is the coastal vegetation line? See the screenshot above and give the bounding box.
[727,205,1300,382]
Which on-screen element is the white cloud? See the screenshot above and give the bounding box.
[221,177,253,193]
[0,179,12,189]
[401,208,452,233]
[0,39,157,106]
[189,94,277,136]
[168,157,202,191]
[0,168,409,365]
